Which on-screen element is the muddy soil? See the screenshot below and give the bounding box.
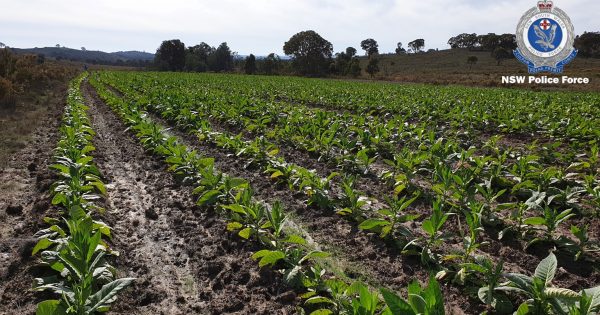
[0,91,64,314]
[83,83,296,315]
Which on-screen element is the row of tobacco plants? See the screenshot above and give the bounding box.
[31,73,134,314]
[95,71,600,314]
[88,73,451,314]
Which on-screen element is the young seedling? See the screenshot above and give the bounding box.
[359,193,420,240]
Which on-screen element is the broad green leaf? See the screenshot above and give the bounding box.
[226,222,243,231]
[196,190,222,206]
[251,250,285,267]
[524,217,546,226]
[534,252,557,285]
[544,287,580,299]
[282,235,307,245]
[36,300,67,315]
[515,302,529,315]
[270,170,284,179]
[87,278,135,312]
[238,227,252,239]
[359,219,389,230]
[32,239,54,256]
[380,288,414,314]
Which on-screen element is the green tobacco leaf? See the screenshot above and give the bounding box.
[524,217,546,226]
[534,252,557,285]
[515,302,529,315]
[226,222,243,231]
[251,250,285,267]
[87,278,135,312]
[196,190,222,206]
[359,219,389,230]
[238,227,252,239]
[380,288,414,315]
[282,235,307,245]
[270,170,284,179]
[36,300,67,315]
[544,287,580,299]
[32,239,54,256]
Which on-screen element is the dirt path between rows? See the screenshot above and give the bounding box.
[0,94,64,314]
[82,83,296,315]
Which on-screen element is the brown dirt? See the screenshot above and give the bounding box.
[82,83,297,314]
[0,89,65,314]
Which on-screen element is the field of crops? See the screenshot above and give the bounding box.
[1,71,599,315]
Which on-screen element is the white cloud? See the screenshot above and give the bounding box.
[0,0,597,54]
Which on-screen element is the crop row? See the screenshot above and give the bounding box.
[95,71,600,314]
[87,74,456,314]
[98,72,599,234]
[203,73,600,142]
[32,73,133,315]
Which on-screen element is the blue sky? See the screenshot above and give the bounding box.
[1,0,597,55]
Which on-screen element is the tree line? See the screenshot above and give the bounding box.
[154,29,600,77]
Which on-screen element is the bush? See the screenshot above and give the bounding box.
[0,77,16,109]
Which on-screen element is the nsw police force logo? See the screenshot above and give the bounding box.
[514,1,577,74]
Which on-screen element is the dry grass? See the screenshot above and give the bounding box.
[0,49,77,168]
[358,48,600,91]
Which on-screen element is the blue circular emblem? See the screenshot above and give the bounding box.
[527,18,563,53]
[514,1,578,74]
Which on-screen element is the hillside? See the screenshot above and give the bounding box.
[11,47,154,65]
[360,48,600,91]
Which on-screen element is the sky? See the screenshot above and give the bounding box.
[1,0,598,56]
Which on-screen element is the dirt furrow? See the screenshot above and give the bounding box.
[0,95,64,314]
[83,83,296,315]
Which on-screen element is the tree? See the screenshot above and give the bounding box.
[448,33,478,49]
[498,34,517,50]
[154,39,186,71]
[81,47,86,51]
[210,42,233,72]
[185,42,213,72]
[492,47,512,65]
[467,55,478,69]
[366,57,380,78]
[395,42,406,54]
[0,43,5,48]
[283,30,333,76]
[333,47,360,76]
[55,44,60,48]
[477,33,501,51]
[360,38,379,57]
[346,47,357,58]
[575,32,600,58]
[348,59,361,77]
[408,39,425,53]
[261,53,280,75]
[244,54,257,74]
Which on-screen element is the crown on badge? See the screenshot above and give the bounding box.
[537,0,553,11]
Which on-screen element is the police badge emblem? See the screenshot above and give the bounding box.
[514,1,578,74]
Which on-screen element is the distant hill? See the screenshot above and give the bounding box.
[357,48,600,91]
[11,47,154,65]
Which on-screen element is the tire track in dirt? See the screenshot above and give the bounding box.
[0,93,64,314]
[83,83,296,315]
